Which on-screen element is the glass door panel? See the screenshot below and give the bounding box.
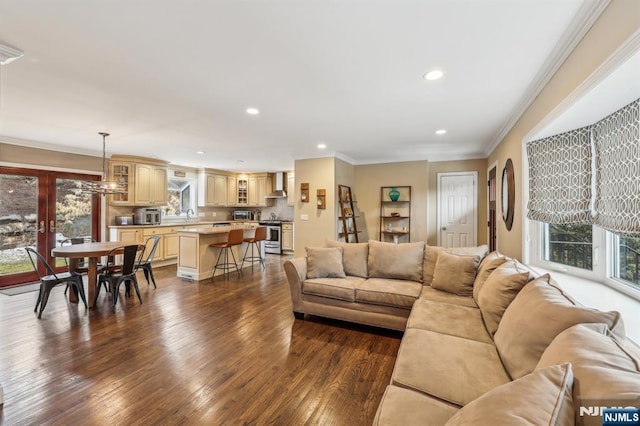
[0,173,40,284]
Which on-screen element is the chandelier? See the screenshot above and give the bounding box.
[80,132,128,195]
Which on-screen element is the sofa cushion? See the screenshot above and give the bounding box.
[325,240,368,278]
[302,276,364,302]
[495,278,625,380]
[445,364,575,426]
[477,260,533,336]
[374,385,460,426]
[355,278,421,309]
[406,298,493,344]
[306,247,346,279]
[368,240,425,282]
[419,286,478,308]
[472,251,507,303]
[423,245,489,285]
[537,323,640,424]
[430,252,480,296]
[391,328,511,406]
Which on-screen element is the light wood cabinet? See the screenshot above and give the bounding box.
[287,172,295,206]
[236,175,248,206]
[198,171,228,207]
[134,163,167,206]
[142,226,185,262]
[227,176,238,206]
[164,233,179,259]
[248,173,272,207]
[282,222,294,251]
[108,162,134,205]
[112,227,142,244]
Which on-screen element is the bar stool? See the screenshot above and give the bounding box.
[210,228,245,281]
[241,226,267,270]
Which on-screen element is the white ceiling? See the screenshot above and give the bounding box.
[0,0,606,172]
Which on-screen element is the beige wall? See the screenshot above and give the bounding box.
[488,0,640,260]
[427,159,488,247]
[293,157,341,257]
[354,161,429,243]
[1,142,102,172]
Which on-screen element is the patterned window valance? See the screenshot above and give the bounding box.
[527,126,593,224]
[593,99,640,237]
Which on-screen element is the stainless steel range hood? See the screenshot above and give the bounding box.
[266,172,287,198]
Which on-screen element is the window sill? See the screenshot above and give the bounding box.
[532,266,640,346]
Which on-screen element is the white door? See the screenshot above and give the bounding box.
[438,172,477,248]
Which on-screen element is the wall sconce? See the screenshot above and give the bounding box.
[300,183,309,203]
[317,189,326,209]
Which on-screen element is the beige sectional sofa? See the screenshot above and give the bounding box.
[283,240,640,426]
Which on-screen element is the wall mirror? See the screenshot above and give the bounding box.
[502,158,515,230]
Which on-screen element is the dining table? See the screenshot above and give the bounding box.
[51,241,137,308]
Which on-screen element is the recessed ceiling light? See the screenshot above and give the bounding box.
[424,70,444,81]
[435,129,447,135]
[237,159,245,163]
[246,107,260,115]
[196,150,206,154]
[317,143,327,149]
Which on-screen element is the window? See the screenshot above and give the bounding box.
[544,223,593,270]
[165,177,196,218]
[615,235,640,288]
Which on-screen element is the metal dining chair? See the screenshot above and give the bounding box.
[59,237,106,294]
[95,244,145,312]
[136,235,161,288]
[25,247,88,318]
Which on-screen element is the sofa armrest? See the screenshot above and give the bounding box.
[283,257,307,314]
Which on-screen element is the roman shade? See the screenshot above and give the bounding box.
[526,126,593,224]
[592,99,640,237]
[527,98,640,237]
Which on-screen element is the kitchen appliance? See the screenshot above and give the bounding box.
[259,220,282,254]
[133,207,161,225]
[115,215,134,226]
[265,172,287,198]
[233,210,253,221]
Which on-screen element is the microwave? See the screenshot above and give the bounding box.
[233,210,253,221]
[134,208,161,225]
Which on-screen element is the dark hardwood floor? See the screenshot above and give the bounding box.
[0,255,402,425]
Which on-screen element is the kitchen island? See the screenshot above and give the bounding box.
[177,224,262,281]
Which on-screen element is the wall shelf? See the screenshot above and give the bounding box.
[379,186,411,244]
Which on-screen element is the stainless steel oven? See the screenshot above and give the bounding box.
[259,221,282,254]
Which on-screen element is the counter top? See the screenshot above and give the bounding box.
[179,224,257,235]
[108,221,222,229]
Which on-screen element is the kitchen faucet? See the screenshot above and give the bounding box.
[186,208,195,222]
[270,212,276,220]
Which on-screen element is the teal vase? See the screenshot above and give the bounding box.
[388,187,400,202]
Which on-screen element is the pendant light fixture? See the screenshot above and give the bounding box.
[80,132,128,195]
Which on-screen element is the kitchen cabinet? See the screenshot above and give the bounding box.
[142,226,186,261]
[227,176,238,206]
[287,172,295,206]
[236,175,248,206]
[198,171,228,207]
[248,173,272,207]
[111,227,143,244]
[282,222,294,252]
[108,161,134,205]
[134,163,167,206]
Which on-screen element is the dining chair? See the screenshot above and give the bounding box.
[210,228,244,281]
[136,235,161,288]
[59,237,106,294]
[25,247,88,319]
[95,244,145,312]
[241,226,267,270]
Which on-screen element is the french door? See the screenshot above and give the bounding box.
[0,166,101,287]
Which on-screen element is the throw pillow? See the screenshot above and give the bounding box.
[476,260,532,336]
[430,251,480,296]
[306,247,346,279]
[368,240,425,282]
[325,240,368,278]
[537,323,640,420]
[494,278,624,380]
[472,251,507,303]
[445,363,575,426]
[423,245,489,285]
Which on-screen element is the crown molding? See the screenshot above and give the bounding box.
[484,0,611,157]
[0,135,104,157]
[0,43,23,65]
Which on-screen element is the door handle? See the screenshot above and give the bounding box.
[442,227,447,231]
[50,220,56,232]
[38,221,46,233]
